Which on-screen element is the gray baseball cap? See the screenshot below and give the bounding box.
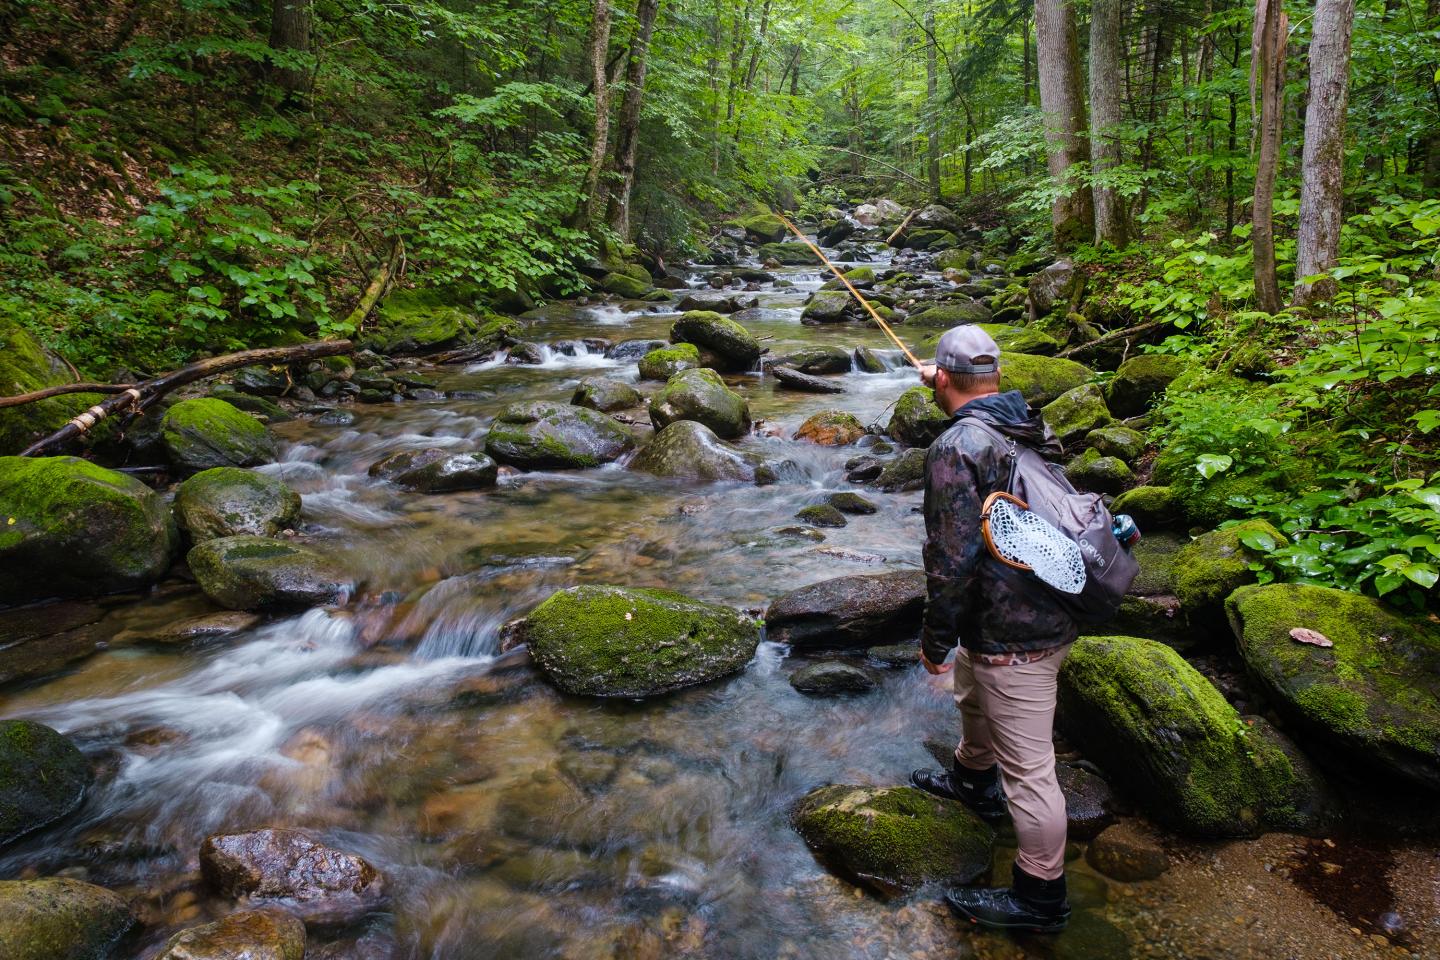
[934,325,1001,374]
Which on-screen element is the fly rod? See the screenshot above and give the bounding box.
[773,211,924,371]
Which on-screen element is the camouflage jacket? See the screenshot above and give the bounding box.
[921,390,1080,663]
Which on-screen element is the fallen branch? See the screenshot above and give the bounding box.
[0,383,136,409]
[1056,320,1168,360]
[343,239,404,334]
[19,340,354,457]
[886,209,918,246]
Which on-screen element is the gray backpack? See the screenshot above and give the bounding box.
[965,417,1139,625]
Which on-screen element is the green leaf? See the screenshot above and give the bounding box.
[1195,453,1233,480]
[1238,529,1278,552]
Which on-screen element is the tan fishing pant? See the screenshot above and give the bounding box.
[952,644,1072,880]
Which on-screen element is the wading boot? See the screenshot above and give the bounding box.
[945,864,1071,934]
[910,763,1007,821]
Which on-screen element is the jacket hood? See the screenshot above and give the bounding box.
[957,390,1064,460]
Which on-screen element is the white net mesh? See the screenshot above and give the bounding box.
[985,496,1088,595]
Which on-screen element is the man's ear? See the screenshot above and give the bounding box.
[933,368,949,393]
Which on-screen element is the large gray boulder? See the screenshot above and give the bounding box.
[766,571,927,649]
[1027,259,1078,317]
[648,368,750,439]
[0,720,91,849]
[630,421,778,484]
[669,311,762,371]
[174,467,301,541]
[485,401,634,469]
[187,535,350,611]
[0,877,135,960]
[800,290,854,324]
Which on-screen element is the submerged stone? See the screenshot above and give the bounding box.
[368,448,498,493]
[157,909,305,960]
[794,411,866,446]
[827,491,877,514]
[201,828,387,927]
[648,368,750,439]
[766,570,926,649]
[789,660,879,695]
[187,535,349,611]
[174,467,302,541]
[161,398,278,473]
[0,877,135,960]
[630,421,778,485]
[794,504,847,528]
[0,720,91,849]
[485,401,634,470]
[771,365,845,394]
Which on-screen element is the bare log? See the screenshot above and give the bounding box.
[0,383,137,409]
[1056,320,1168,359]
[19,340,353,457]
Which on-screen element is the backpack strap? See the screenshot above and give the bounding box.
[958,416,1020,497]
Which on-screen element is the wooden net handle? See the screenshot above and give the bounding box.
[980,490,1035,572]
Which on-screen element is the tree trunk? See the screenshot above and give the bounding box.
[925,7,941,202]
[1089,0,1127,246]
[605,0,662,238]
[1034,0,1094,249]
[1293,0,1356,305]
[268,0,312,103]
[1251,0,1287,314]
[577,0,614,230]
[1420,0,1440,190]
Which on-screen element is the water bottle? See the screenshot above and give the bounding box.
[1111,513,1141,550]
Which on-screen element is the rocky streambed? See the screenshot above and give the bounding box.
[1,208,1437,959]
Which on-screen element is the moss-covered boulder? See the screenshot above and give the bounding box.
[820,266,876,291]
[800,290,855,324]
[792,785,994,897]
[361,288,478,355]
[777,345,852,375]
[518,584,759,698]
[907,301,991,328]
[637,343,701,381]
[905,228,959,251]
[1064,448,1133,495]
[174,467,301,542]
[160,399,277,474]
[874,447,927,492]
[649,368,750,440]
[598,272,653,300]
[485,401,635,470]
[1227,584,1440,791]
[886,387,949,447]
[790,660,878,695]
[1085,426,1147,464]
[794,410,866,446]
[1058,636,1327,836]
[1108,533,1191,650]
[795,504,847,528]
[1042,384,1113,448]
[156,909,305,960]
[0,877,135,960]
[367,448,498,493]
[1173,470,1282,529]
[1110,485,1182,530]
[0,321,96,456]
[571,377,642,413]
[1173,520,1285,621]
[757,242,821,265]
[187,535,350,610]
[630,421,778,484]
[736,212,788,244]
[935,248,972,273]
[0,456,177,604]
[998,352,1093,406]
[1107,354,1189,417]
[1027,259,1079,317]
[669,311,762,371]
[986,324,1061,356]
[0,720,91,849]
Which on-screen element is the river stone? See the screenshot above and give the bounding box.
[175,468,301,542]
[608,339,667,362]
[648,368,750,439]
[789,660,879,695]
[776,346,851,375]
[767,570,926,649]
[1107,354,1189,417]
[771,365,845,394]
[571,377,641,413]
[1086,426,1147,463]
[906,301,991,328]
[904,228,958,251]
[886,387,948,447]
[1057,635,1327,837]
[675,292,756,314]
[866,642,918,667]
[912,203,962,235]
[187,536,349,611]
[800,290,854,324]
[630,421,777,484]
[1058,763,1118,840]
[0,877,135,960]
[820,266,875,291]
[0,318,99,456]
[828,491,877,514]
[485,401,634,469]
[1173,519,1285,622]
[157,908,305,960]
[1064,449,1133,496]
[793,785,993,897]
[874,447,927,492]
[998,352,1093,406]
[1028,259,1079,316]
[160,398,277,474]
[757,241,821,265]
[1085,821,1169,882]
[735,212,788,244]
[232,365,290,397]
[1227,583,1440,791]
[795,504,847,528]
[517,584,758,698]
[0,456,178,604]
[368,448,498,492]
[598,272,653,299]
[637,343,701,381]
[794,411,866,446]
[362,289,483,355]
[0,720,91,849]
[113,611,260,646]
[669,311,762,371]
[1042,384,1113,448]
[853,347,889,373]
[200,828,387,927]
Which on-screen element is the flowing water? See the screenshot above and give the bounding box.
[2,248,1431,959]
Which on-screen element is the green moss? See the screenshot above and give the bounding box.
[174,466,301,542]
[1064,448,1133,495]
[757,242,821,265]
[0,320,99,455]
[906,301,991,328]
[1042,383,1113,447]
[1173,519,1285,616]
[187,534,347,610]
[1085,426,1147,463]
[886,386,949,447]
[161,398,276,473]
[1110,485,1181,530]
[648,368,749,439]
[795,504,847,528]
[363,288,479,355]
[1106,354,1189,416]
[736,212,787,243]
[598,272,653,299]
[0,720,91,848]
[485,401,635,470]
[669,311,761,370]
[935,249,971,272]
[638,343,700,381]
[998,352,1093,406]
[0,878,135,960]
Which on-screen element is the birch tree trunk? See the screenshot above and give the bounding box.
[1034,0,1094,249]
[1089,0,1127,246]
[605,0,662,238]
[925,7,941,202]
[578,0,614,230]
[1251,0,1287,314]
[1293,0,1356,305]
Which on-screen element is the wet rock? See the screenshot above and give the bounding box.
[1108,533,1191,649]
[0,720,91,849]
[735,212,788,244]
[515,584,758,698]
[1064,449,1133,496]
[874,447,927,491]
[1028,259,1079,316]
[200,828,387,927]
[800,290,854,324]
[817,217,858,246]
[852,347,889,373]
[648,368,750,440]
[1057,635,1328,837]
[571,377,641,413]
[998,352,1094,406]
[1227,583,1440,791]
[368,448,498,492]
[598,272,654,299]
[793,785,993,898]
[637,343,701,381]
[314,409,355,427]
[790,660,879,695]
[113,611,260,646]
[866,642,918,667]
[675,292,755,314]
[756,242,821,266]
[1174,519,1285,622]
[1042,384,1113,448]
[0,877,135,960]
[906,301,991,328]
[820,266,875,291]
[1085,425,1147,463]
[1110,485,1182,530]
[669,311,762,371]
[630,421,778,485]
[771,365,845,394]
[161,398,278,473]
[794,504,847,528]
[156,908,306,960]
[766,570,926,649]
[794,411,866,446]
[608,339,668,362]
[844,455,884,483]
[485,401,635,470]
[232,365,291,397]
[1058,763,1117,840]
[216,390,293,423]
[827,491,877,514]
[1107,354,1189,417]
[187,536,350,611]
[506,341,547,365]
[361,289,495,355]
[1085,821,1169,881]
[904,228,958,251]
[175,467,301,542]
[886,387,948,447]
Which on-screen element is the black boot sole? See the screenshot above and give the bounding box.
[946,899,1070,935]
[909,770,1008,822]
